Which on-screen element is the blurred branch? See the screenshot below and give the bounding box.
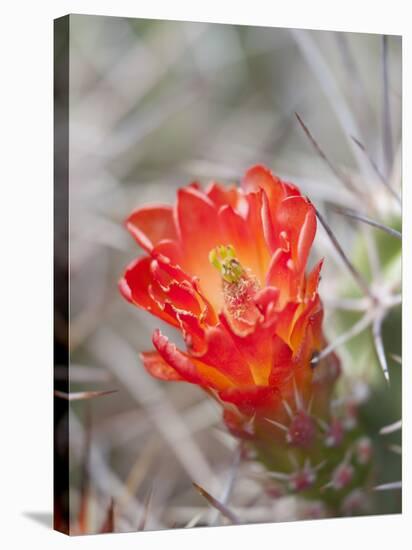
[350,136,401,206]
[192,482,240,524]
[295,112,359,196]
[381,36,394,178]
[54,389,118,401]
[314,206,374,299]
[329,205,402,240]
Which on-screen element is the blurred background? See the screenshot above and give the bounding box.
[54,15,401,533]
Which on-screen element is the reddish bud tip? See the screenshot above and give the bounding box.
[355,437,373,464]
[289,466,316,492]
[325,418,344,447]
[331,462,354,490]
[286,412,317,448]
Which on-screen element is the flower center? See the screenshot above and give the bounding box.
[209,245,260,328]
[209,245,245,284]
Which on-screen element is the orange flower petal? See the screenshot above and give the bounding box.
[241,164,286,212]
[119,257,178,327]
[153,330,233,389]
[219,386,280,413]
[306,259,323,300]
[153,329,205,385]
[126,205,177,252]
[206,181,240,209]
[175,186,223,310]
[266,249,302,306]
[194,324,255,385]
[290,296,323,356]
[220,313,293,387]
[244,191,272,282]
[140,351,183,381]
[275,196,316,271]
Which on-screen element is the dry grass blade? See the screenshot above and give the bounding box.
[119,438,159,511]
[54,389,118,401]
[295,112,358,195]
[350,135,401,206]
[69,411,151,527]
[210,443,243,526]
[184,512,204,529]
[329,205,402,240]
[374,481,401,491]
[335,33,373,129]
[138,486,153,531]
[380,419,401,435]
[78,403,92,534]
[87,329,218,488]
[192,482,240,524]
[372,316,390,383]
[382,36,394,179]
[314,207,374,300]
[291,29,368,175]
[100,499,115,533]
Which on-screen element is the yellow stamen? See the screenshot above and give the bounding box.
[209,245,245,283]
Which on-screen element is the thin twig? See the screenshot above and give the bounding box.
[138,486,153,531]
[314,206,374,300]
[100,499,115,533]
[335,33,374,133]
[87,328,219,488]
[350,136,401,206]
[291,29,369,176]
[210,443,243,526]
[295,112,359,195]
[329,205,402,240]
[382,36,394,179]
[192,482,240,524]
[54,389,118,401]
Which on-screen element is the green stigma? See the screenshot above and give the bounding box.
[209,245,245,284]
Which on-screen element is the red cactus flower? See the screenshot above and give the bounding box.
[119,165,330,429]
